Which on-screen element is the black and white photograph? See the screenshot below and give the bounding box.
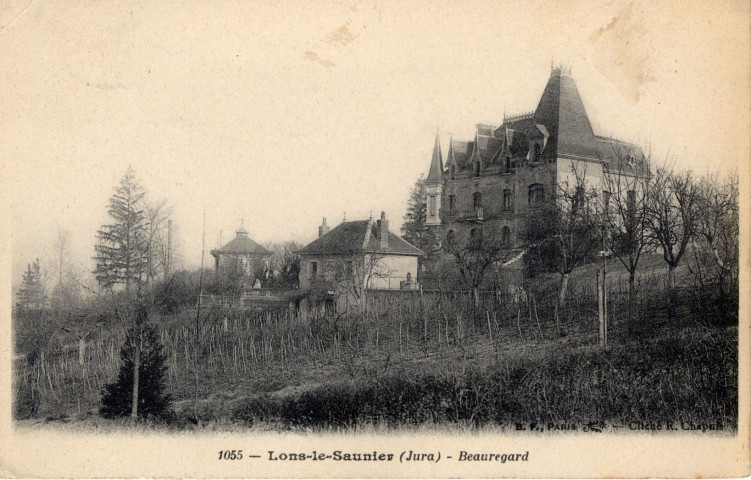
[1,0,748,477]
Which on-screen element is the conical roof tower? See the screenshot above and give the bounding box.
[425,130,443,184]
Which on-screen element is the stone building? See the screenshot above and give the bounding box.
[425,66,645,252]
[298,212,423,292]
[210,222,271,280]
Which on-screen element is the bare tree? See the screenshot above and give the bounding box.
[54,228,71,287]
[601,148,653,331]
[691,172,739,290]
[314,250,394,315]
[550,162,602,308]
[142,199,174,284]
[446,226,515,308]
[645,168,700,289]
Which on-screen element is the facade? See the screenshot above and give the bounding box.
[425,66,645,252]
[298,212,424,292]
[210,223,272,280]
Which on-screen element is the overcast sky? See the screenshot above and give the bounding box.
[3,0,749,289]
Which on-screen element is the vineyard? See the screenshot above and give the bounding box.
[13,260,738,431]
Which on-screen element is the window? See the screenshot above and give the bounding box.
[473,191,482,208]
[534,143,541,162]
[502,226,511,248]
[448,195,456,214]
[428,195,436,217]
[503,189,512,210]
[505,156,511,173]
[469,228,483,250]
[449,165,455,180]
[310,261,318,279]
[528,184,545,205]
[475,160,481,177]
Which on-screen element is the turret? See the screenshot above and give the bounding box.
[425,130,444,226]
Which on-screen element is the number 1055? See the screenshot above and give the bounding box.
[218,450,243,460]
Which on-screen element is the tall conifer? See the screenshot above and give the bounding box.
[401,176,439,259]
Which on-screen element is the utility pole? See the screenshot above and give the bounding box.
[194,207,206,419]
[598,224,610,348]
[166,219,172,281]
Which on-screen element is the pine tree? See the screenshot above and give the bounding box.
[100,322,171,419]
[17,259,44,312]
[93,166,149,292]
[401,175,439,259]
[15,259,45,419]
[94,167,155,420]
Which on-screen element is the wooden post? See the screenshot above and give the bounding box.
[597,269,605,348]
[603,264,608,347]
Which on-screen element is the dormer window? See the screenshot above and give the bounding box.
[474,161,481,177]
[534,143,541,162]
[449,165,455,180]
[505,156,511,173]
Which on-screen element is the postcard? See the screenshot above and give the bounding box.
[1,0,748,477]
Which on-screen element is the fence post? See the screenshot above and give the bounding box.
[598,270,605,348]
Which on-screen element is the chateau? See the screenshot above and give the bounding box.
[424,66,644,252]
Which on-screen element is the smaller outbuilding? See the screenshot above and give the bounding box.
[298,212,424,292]
[210,221,272,280]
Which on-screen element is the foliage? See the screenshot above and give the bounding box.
[232,325,737,430]
[265,241,302,289]
[17,259,45,311]
[401,175,440,259]
[93,166,150,291]
[152,270,202,314]
[100,323,172,419]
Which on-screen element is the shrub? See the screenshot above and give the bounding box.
[100,323,172,420]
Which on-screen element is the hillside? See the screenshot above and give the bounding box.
[14,254,737,432]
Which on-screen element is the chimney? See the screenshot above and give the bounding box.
[378,211,389,249]
[318,217,330,237]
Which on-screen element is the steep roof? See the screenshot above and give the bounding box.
[298,220,424,256]
[533,67,597,158]
[425,130,444,183]
[448,139,470,169]
[211,226,271,256]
